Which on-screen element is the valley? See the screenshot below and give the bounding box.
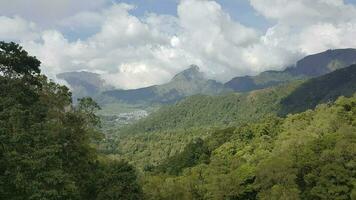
[2,42,356,200]
[3,0,356,199]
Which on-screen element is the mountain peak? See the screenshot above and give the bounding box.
[188,64,200,71]
[171,65,203,81]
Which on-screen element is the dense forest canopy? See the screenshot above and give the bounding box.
[0,42,143,199]
[141,96,356,199]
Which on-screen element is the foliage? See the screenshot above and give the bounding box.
[120,82,300,134]
[0,42,142,200]
[280,64,356,115]
[141,95,356,200]
[102,127,213,168]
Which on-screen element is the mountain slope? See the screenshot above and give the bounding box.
[57,71,113,100]
[225,48,356,92]
[279,64,356,115]
[101,65,229,105]
[142,95,356,199]
[120,82,301,134]
[122,64,356,134]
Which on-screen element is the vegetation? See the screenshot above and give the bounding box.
[120,82,301,134]
[2,42,356,200]
[280,64,356,115]
[0,42,143,199]
[142,95,356,200]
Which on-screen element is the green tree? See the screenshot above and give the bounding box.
[0,41,143,200]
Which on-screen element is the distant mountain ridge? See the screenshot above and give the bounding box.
[56,71,113,101]
[225,48,356,92]
[56,48,356,118]
[123,63,356,134]
[280,64,356,115]
[100,65,229,105]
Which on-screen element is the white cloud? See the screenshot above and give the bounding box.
[20,3,192,89]
[0,0,108,27]
[246,0,356,67]
[102,63,173,89]
[0,16,39,41]
[249,0,356,25]
[2,0,356,89]
[176,0,260,77]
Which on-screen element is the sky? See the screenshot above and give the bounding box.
[1,0,356,89]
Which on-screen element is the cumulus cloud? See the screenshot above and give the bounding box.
[246,0,356,66]
[2,0,356,89]
[20,3,191,89]
[250,0,356,25]
[0,16,39,41]
[177,0,260,77]
[0,0,108,27]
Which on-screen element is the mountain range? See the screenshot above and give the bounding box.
[123,63,356,134]
[56,48,356,119]
[225,48,356,92]
[100,65,229,105]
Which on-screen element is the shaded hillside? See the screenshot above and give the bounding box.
[225,70,303,92]
[121,82,301,134]
[101,65,229,105]
[225,48,356,92]
[279,64,356,115]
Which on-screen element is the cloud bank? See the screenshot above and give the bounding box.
[1,0,356,89]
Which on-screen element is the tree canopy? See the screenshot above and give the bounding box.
[0,42,143,200]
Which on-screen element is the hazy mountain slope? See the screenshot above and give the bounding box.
[291,48,356,76]
[57,71,113,100]
[225,70,303,92]
[280,64,356,115]
[101,65,229,105]
[225,48,356,92]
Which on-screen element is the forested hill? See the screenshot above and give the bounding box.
[142,95,356,200]
[280,64,356,115]
[120,82,301,134]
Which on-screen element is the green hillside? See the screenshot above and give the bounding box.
[120,82,301,134]
[142,95,356,200]
[280,64,356,115]
[104,64,356,170]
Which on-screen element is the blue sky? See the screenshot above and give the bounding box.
[61,0,272,40]
[120,0,271,30]
[120,0,356,31]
